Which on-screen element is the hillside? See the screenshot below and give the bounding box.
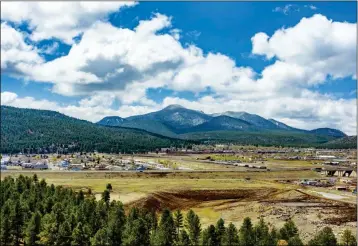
[321,136,357,149]
[212,111,279,130]
[181,130,340,147]
[0,106,190,154]
[189,115,256,132]
[309,128,347,138]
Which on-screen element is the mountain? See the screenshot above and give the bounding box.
[124,105,212,134]
[97,116,127,126]
[212,111,279,129]
[98,105,347,138]
[268,119,302,131]
[309,128,347,138]
[189,115,256,132]
[1,106,190,154]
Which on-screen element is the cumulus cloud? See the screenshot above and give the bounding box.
[1,22,43,73]
[0,1,137,44]
[252,14,356,89]
[0,10,356,135]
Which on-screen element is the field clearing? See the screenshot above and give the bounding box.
[264,159,319,169]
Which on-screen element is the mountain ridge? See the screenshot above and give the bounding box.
[98,104,347,138]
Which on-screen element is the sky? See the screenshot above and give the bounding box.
[1,1,357,135]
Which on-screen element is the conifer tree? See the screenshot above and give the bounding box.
[239,217,254,246]
[185,210,201,246]
[279,219,298,241]
[215,218,225,244]
[24,211,42,246]
[308,227,337,246]
[222,222,240,246]
[178,230,191,246]
[106,183,113,192]
[201,224,217,246]
[10,199,24,246]
[71,222,91,246]
[101,189,110,205]
[253,218,269,246]
[58,221,72,245]
[340,229,357,246]
[288,235,304,246]
[0,200,12,245]
[174,210,184,238]
[107,201,126,245]
[122,218,150,246]
[90,227,109,246]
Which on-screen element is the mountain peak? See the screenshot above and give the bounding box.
[163,104,185,110]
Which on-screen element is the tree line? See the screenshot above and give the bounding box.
[1,175,356,246]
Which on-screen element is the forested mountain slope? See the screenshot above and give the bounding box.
[1,106,189,153]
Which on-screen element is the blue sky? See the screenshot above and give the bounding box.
[1,2,357,134]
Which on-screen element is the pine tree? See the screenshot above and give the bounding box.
[101,189,110,205]
[38,213,58,245]
[0,200,12,245]
[76,190,85,205]
[58,221,72,246]
[122,218,150,246]
[340,229,357,246]
[201,224,217,246]
[279,219,298,241]
[267,227,279,246]
[107,201,126,245]
[32,174,38,183]
[253,218,269,246]
[150,208,175,246]
[239,217,254,246]
[288,235,304,246]
[215,218,225,244]
[106,183,113,192]
[308,227,337,246]
[178,230,191,246]
[222,223,240,246]
[174,210,184,238]
[10,199,24,246]
[71,222,91,246]
[90,227,109,246]
[185,210,201,246]
[24,211,42,246]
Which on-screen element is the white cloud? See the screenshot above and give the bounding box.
[252,14,356,88]
[0,1,137,44]
[1,22,43,71]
